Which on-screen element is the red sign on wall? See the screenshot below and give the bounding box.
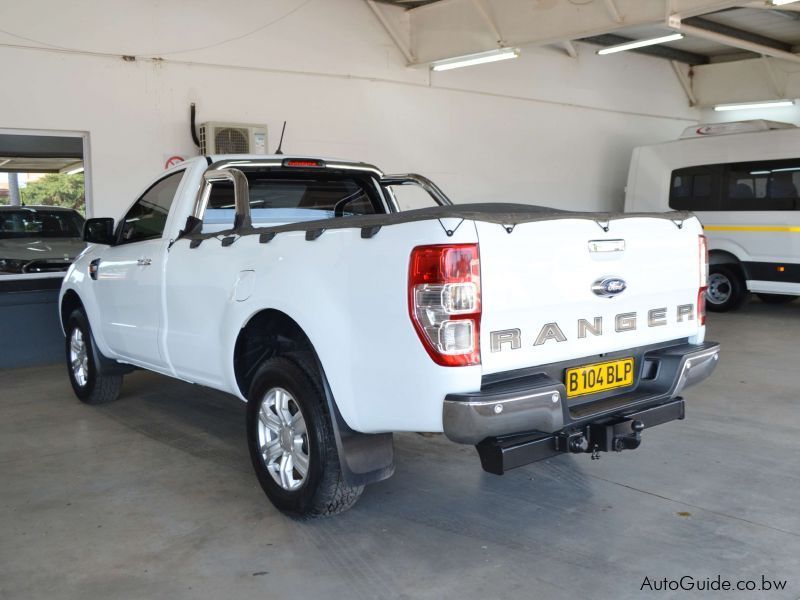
[164,155,185,169]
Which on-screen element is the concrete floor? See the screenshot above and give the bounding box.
[2,299,799,600]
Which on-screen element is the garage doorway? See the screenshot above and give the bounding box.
[0,129,91,368]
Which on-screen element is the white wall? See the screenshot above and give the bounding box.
[0,0,699,217]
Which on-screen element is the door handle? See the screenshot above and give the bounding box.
[137,258,152,266]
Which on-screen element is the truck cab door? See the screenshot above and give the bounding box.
[92,170,186,370]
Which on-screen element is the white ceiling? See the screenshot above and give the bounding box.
[0,158,83,174]
[369,0,800,106]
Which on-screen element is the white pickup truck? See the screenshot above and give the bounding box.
[60,155,720,517]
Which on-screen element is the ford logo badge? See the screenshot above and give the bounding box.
[592,277,627,298]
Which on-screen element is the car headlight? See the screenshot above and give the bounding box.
[0,258,27,273]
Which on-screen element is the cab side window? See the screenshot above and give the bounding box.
[119,171,185,243]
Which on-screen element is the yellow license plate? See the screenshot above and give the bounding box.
[565,358,634,398]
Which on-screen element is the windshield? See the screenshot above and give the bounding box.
[0,209,85,239]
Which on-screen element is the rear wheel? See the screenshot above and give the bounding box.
[246,356,363,517]
[65,309,123,404]
[706,265,747,312]
[756,293,797,305]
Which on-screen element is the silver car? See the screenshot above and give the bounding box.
[0,206,86,275]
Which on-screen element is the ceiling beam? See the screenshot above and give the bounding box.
[744,2,800,15]
[562,40,579,59]
[683,16,793,52]
[603,0,624,23]
[671,60,698,106]
[581,33,710,64]
[365,0,416,63]
[471,0,505,45]
[669,15,800,64]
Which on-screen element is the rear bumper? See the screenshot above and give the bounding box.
[443,341,720,445]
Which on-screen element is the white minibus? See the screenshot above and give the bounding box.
[625,120,800,311]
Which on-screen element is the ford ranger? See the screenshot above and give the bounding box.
[59,155,720,517]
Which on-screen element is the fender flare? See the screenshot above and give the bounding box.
[233,308,395,487]
[61,291,135,377]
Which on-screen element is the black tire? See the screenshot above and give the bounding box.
[246,356,363,517]
[706,264,747,312]
[65,309,123,404]
[756,293,797,305]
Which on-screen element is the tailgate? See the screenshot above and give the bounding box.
[477,216,704,376]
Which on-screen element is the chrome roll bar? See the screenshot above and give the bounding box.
[380,173,453,207]
[193,167,251,230]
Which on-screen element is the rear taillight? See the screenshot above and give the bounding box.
[698,287,707,326]
[409,244,481,366]
[699,234,709,288]
[698,235,708,325]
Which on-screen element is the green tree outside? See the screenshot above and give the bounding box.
[17,173,86,214]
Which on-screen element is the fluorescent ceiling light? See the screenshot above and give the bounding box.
[597,33,684,55]
[431,48,520,71]
[714,100,795,112]
[66,166,84,175]
[770,0,800,6]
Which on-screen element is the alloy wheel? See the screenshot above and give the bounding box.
[69,328,89,387]
[256,387,310,490]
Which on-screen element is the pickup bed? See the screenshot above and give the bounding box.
[60,155,720,517]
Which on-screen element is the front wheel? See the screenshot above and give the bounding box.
[246,356,363,517]
[65,309,123,404]
[756,293,797,305]
[706,265,747,312]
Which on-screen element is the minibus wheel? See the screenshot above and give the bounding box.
[706,265,747,312]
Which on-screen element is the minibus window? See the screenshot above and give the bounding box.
[671,160,800,211]
[672,175,690,199]
[726,167,768,211]
[669,166,720,211]
[693,174,713,198]
[723,161,800,211]
[769,170,800,210]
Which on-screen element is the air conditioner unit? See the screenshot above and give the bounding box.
[199,122,268,155]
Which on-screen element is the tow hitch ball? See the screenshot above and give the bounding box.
[561,419,646,458]
[612,419,645,451]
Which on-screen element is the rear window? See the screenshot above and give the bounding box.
[203,171,383,229]
[0,209,84,239]
[670,158,800,211]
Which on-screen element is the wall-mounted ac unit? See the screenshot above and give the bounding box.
[199,122,268,155]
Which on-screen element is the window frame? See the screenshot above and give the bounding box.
[115,169,186,245]
[198,168,387,230]
[668,165,723,211]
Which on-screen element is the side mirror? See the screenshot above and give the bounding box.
[84,218,116,245]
